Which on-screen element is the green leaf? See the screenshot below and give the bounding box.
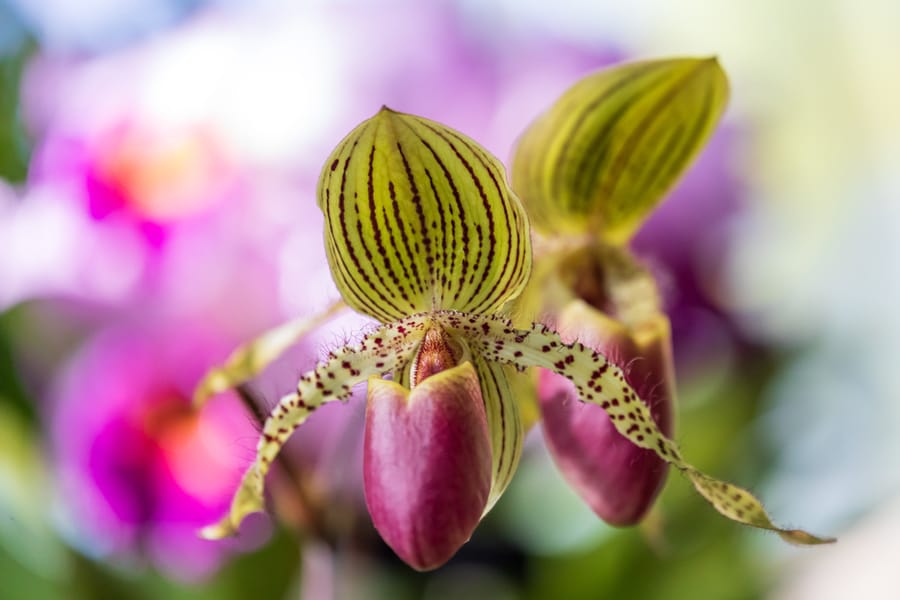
[512,57,729,243]
[318,107,532,323]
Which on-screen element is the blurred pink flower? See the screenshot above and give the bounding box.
[3,35,289,317]
[37,119,236,231]
[50,323,262,580]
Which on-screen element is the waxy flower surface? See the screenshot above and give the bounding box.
[203,82,830,570]
[512,57,729,525]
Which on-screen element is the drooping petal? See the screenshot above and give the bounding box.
[193,300,346,407]
[201,314,431,539]
[318,107,532,323]
[364,361,491,571]
[511,57,729,243]
[539,301,675,525]
[435,311,833,545]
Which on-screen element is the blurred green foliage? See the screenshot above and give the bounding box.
[0,7,32,183]
[0,310,37,423]
[0,524,303,600]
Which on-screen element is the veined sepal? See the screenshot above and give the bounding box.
[512,57,729,244]
[433,310,834,545]
[318,107,532,323]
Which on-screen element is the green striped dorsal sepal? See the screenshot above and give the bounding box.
[319,107,532,323]
[511,57,729,244]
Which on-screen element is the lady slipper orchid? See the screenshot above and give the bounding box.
[511,57,729,525]
[51,324,259,580]
[202,93,830,571]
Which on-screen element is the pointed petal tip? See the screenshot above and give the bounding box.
[374,105,402,123]
[198,508,271,541]
[198,519,238,540]
[689,471,836,546]
[200,466,266,540]
[778,530,837,546]
[192,369,227,407]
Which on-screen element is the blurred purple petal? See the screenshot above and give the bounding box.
[50,323,261,580]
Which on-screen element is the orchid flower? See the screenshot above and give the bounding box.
[511,57,728,526]
[201,78,830,570]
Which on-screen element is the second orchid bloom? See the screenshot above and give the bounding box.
[201,58,832,570]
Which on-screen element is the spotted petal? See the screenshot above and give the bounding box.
[318,107,532,323]
[540,301,674,525]
[436,311,834,545]
[200,315,430,539]
[512,57,729,243]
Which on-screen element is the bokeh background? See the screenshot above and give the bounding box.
[1,0,897,598]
